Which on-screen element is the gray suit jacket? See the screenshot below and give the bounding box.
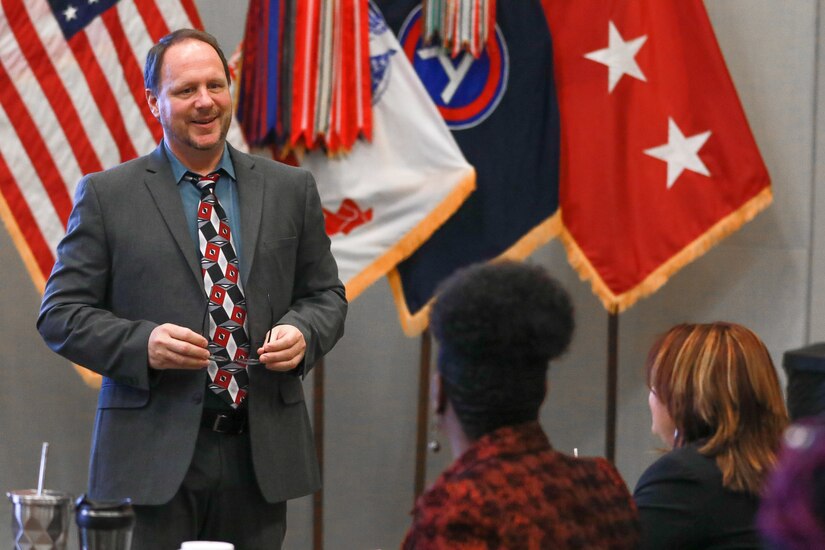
[37,144,347,505]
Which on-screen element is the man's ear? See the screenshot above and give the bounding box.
[145,88,160,119]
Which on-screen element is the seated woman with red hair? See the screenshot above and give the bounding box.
[635,322,789,549]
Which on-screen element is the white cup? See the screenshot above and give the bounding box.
[179,542,234,550]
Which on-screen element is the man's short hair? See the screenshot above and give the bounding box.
[144,28,231,95]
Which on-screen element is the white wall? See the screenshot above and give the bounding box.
[1,1,820,549]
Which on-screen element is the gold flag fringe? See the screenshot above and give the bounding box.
[346,168,476,302]
[559,186,773,314]
[0,191,46,294]
[0,193,103,389]
[72,364,103,389]
[389,211,562,336]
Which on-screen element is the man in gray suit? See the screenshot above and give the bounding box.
[37,28,347,549]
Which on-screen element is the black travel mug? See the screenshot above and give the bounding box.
[75,494,135,550]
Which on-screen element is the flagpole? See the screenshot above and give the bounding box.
[414,329,433,500]
[606,312,619,463]
[313,358,325,550]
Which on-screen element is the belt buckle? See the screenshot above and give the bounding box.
[211,412,235,434]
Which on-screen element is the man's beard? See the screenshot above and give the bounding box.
[164,111,232,151]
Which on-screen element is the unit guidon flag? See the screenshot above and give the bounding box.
[378,0,562,334]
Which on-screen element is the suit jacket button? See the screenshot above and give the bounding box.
[192,393,203,404]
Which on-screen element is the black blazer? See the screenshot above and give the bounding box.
[633,443,762,549]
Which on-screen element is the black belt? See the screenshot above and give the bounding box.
[201,408,248,435]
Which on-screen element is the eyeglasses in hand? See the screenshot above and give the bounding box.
[201,294,274,366]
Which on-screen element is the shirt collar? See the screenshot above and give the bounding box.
[162,140,237,184]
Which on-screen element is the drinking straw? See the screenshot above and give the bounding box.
[36,442,49,495]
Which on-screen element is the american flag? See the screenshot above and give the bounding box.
[0,0,203,291]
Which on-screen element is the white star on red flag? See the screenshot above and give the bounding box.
[584,21,647,93]
[644,118,712,189]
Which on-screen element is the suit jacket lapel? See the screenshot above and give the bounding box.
[230,145,265,287]
[143,146,204,288]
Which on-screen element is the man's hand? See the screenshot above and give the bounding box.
[257,324,306,372]
[148,323,210,370]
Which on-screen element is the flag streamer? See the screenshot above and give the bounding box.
[421,0,496,58]
[237,0,373,155]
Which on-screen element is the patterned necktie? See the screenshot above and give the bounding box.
[187,171,250,408]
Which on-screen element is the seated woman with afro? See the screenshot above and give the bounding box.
[402,261,640,549]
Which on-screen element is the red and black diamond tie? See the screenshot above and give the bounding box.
[188,171,250,408]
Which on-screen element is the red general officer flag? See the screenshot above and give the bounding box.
[544,0,771,312]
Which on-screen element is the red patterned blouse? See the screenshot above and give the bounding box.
[402,421,640,549]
